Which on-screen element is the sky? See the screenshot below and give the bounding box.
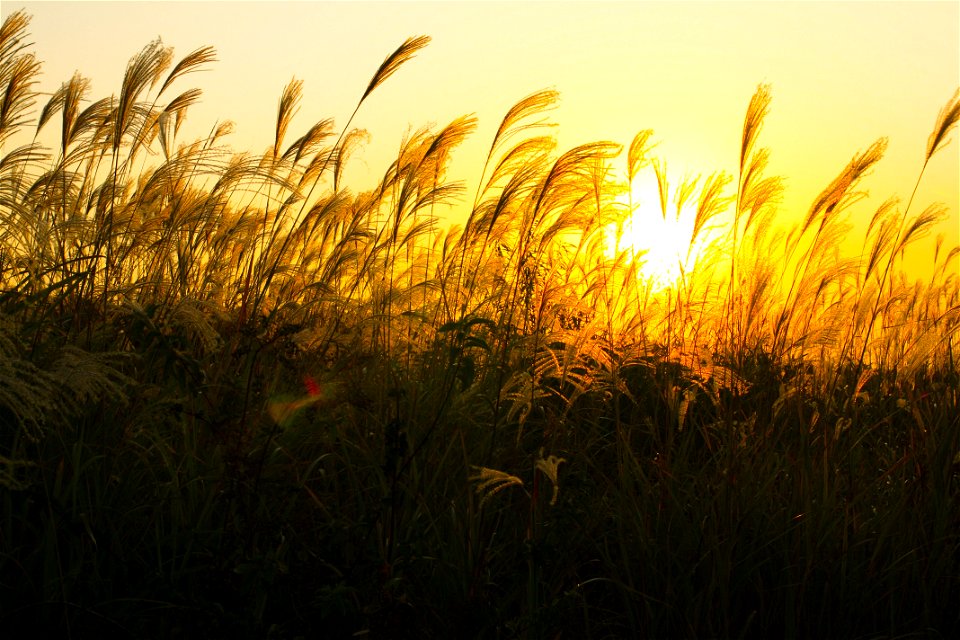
[3,1,959,277]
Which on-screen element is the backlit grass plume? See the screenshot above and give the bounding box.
[0,10,958,638]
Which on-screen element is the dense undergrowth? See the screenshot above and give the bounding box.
[1,11,959,638]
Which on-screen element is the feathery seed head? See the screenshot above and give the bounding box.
[926,89,960,161]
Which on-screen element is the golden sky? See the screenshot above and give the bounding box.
[4,1,959,276]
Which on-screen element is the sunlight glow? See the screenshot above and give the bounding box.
[605,179,700,292]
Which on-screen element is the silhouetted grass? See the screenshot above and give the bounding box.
[1,10,958,638]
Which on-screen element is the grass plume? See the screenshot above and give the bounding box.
[0,11,958,639]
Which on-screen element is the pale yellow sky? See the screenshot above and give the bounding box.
[4,1,959,274]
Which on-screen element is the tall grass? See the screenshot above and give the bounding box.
[1,10,958,638]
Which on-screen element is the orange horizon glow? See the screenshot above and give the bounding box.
[3,1,958,285]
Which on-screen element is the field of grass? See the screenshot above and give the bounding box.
[1,11,958,638]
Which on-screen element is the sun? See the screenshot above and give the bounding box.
[604,176,699,291]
